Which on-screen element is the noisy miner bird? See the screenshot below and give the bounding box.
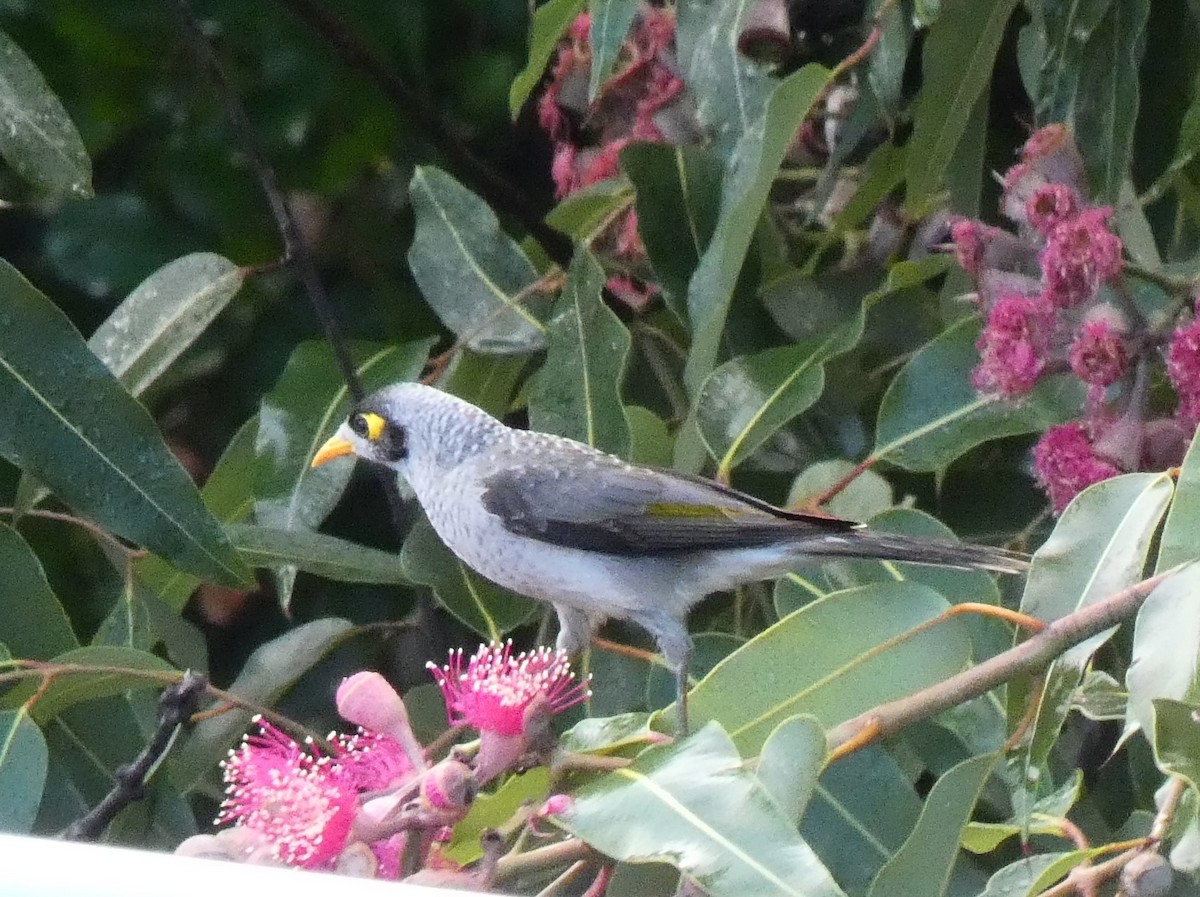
[312,383,1027,733]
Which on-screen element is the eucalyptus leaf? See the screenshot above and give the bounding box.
[228,522,412,585]
[1017,473,1173,808]
[137,414,259,612]
[0,522,78,660]
[866,753,998,897]
[408,166,547,354]
[0,259,250,587]
[1125,564,1200,739]
[756,715,826,825]
[87,253,244,397]
[401,515,536,642]
[0,707,48,834]
[905,0,1016,212]
[675,0,776,159]
[558,722,846,897]
[588,0,641,100]
[684,582,971,753]
[684,63,831,394]
[697,308,863,477]
[800,746,922,896]
[509,0,586,117]
[873,317,1083,472]
[0,27,91,198]
[528,249,632,457]
[622,142,723,320]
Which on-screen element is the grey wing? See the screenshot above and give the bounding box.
[479,452,856,555]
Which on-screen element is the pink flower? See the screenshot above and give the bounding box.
[949,218,988,278]
[217,719,356,868]
[427,642,590,737]
[1032,422,1122,513]
[1069,320,1127,388]
[1022,124,1073,163]
[972,294,1053,397]
[333,729,414,793]
[1168,317,1200,423]
[1026,184,1079,236]
[550,142,579,199]
[1039,207,1123,308]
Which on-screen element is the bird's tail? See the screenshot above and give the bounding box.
[798,530,1029,575]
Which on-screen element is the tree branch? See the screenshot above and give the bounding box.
[827,565,1186,755]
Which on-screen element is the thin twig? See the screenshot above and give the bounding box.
[826,565,1186,756]
[60,671,208,841]
[273,0,573,267]
[167,0,413,537]
[495,838,594,884]
[0,507,140,556]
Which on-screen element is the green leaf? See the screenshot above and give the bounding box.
[0,707,48,833]
[675,0,777,159]
[684,582,972,754]
[866,754,997,897]
[755,715,826,825]
[905,0,1017,212]
[17,253,247,515]
[1074,670,1126,721]
[3,646,176,724]
[782,509,1007,660]
[171,618,355,793]
[544,180,634,243]
[683,64,831,394]
[253,340,432,606]
[445,768,551,864]
[528,249,632,456]
[622,140,723,322]
[439,351,527,418]
[401,516,536,642]
[0,27,91,198]
[92,571,153,652]
[1151,698,1200,786]
[408,166,548,354]
[1157,425,1200,572]
[588,0,641,99]
[558,722,846,897]
[509,0,585,117]
[975,851,1093,897]
[787,459,894,522]
[1017,473,1173,806]
[0,259,250,587]
[1071,0,1149,200]
[1141,67,1200,204]
[873,317,1083,472]
[800,746,923,895]
[1125,564,1200,739]
[137,414,259,612]
[0,523,78,660]
[697,307,863,478]
[87,253,244,397]
[227,523,412,585]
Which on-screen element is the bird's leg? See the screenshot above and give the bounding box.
[553,604,596,659]
[641,612,694,736]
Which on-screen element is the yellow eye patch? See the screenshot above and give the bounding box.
[361,412,386,441]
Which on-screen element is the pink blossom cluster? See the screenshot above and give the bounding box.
[950,125,1196,512]
[178,646,587,881]
[539,4,691,309]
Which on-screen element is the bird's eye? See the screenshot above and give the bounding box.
[348,413,370,438]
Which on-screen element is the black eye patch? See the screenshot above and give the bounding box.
[381,424,408,461]
[349,413,370,437]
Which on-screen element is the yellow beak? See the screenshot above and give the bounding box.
[311,434,356,468]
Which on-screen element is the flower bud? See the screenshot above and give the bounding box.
[1120,853,1173,897]
[421,759,477,812]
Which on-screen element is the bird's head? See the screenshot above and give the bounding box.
[310,382,504,475]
